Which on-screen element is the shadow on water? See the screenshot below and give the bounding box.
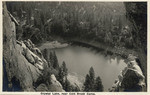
[70,41,128,61]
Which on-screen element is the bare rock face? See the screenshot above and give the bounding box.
[3,3,64,92]
[3,3,42,91]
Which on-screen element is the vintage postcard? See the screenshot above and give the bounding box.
[1,0,149,95]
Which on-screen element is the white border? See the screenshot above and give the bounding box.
[0,0,149,95]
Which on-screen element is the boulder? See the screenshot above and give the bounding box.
[67,73,84,90]
[32,47,42,58]
[121,68,145,91]
[48,74,64,92]
[110,55,145,92]
[23,39,35,50]
[21,43,35,65]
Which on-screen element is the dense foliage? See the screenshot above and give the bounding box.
[124,2,147,53]
[6,2,135,49]
[124,2,147,89]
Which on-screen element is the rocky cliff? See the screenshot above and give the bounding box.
[109,55,146,92]
[3,2,63,91]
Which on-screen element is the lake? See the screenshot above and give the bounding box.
[49,45,127,91]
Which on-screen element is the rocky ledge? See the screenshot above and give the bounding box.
[3,2,63,91]
[109,54,146,92]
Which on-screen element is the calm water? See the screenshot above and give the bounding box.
[51,46,127,91]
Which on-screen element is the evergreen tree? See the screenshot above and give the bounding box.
[58,65,64,86]
[83,74,91,91]
[83,67,104,92]
[89,67,95,81]
[58,61,68,89]
[49,51,54,66]
[53,51,59,70]
[64,77,71,91]
[62,61,68,76]
[89,67,95,91]
[43,49,48,61]
[42,49,52,68]
[48,51,54,68]
[94,76,103,91]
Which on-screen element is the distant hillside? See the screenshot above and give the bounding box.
[6,2,134,49]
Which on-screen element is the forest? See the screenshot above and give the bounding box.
[6,2,135,49]
[3,2,147,92]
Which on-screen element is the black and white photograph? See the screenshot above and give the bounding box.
[2,1,147,92]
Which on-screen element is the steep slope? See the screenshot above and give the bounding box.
[3,2,63,91]
[3,2,37,91]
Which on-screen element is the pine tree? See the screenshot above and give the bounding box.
[58,65,64,86]
[52,51,59,70]
[58,61,68,89]
[83,67,95,91]
[43,49,48,61]
[89,67,95,80]
[64,77,71,91]
[62,61,68,76]
[49,51,54,67]
[94,76,104,91]
[89,67,95,91]
[83,67,104,92]
[83,74,91,91]
[42,49,52,68]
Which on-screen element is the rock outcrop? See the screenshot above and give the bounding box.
[35,74,64,92]
[67,73,84,91]
[4,3,36,91]
[3,2,63,91]
[109,55,145,92]
[17,40,45,70]
[48,74,64,92]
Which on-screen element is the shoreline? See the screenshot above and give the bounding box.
[38,39,138,60]
[70,40,138,59]
[38,41,69,50]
